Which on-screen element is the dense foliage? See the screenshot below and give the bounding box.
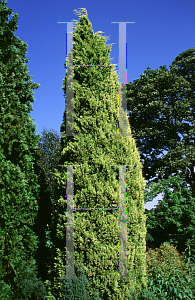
[0,0,46,298]
[1,1,195,298]
[129,241,195,299]
[145,165,195,257]
[33,127,62,284]
[125,48,195,259]
[48,8,148,300]
[126,53,195,197]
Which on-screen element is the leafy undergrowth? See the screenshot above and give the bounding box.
[41,240,195,299]
[128,239,195,299]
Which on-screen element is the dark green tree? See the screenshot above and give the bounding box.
[145,166,195,260]
[60,260,101,300]
[0,0,46,297]
[125,48,195,256]
[14,260,47,299]
[32,127,62,285]
[125,62,194,195]
[49,8,148,299]
[169,48,195,196]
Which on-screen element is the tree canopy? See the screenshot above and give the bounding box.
[125,48,195,258]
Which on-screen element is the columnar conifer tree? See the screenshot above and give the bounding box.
[0,1,46,298]
[50,8,147,299]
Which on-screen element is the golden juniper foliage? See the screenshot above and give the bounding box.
[50,8,148,299]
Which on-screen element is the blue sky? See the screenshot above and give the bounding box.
[6,0,195,210]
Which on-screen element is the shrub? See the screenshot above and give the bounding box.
[128,288,157,299]
[60,260,101,300]
[13,260,48,299]
[128,239,195,299]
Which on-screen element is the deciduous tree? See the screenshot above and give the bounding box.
[125,48,195,257]
[145,166,195,259]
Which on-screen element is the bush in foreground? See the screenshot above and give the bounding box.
[128,240,195,299]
